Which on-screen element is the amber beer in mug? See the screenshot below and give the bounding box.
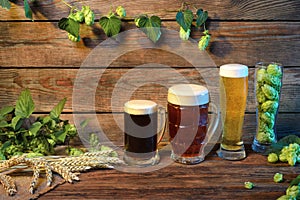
[168,84,219,164]
[217,64,248,160]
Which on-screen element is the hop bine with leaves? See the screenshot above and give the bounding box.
[0,0,33,20]
[176,2,211,50]
[1,1,211,49]
[58,1,96,42]
[0,89,81,160]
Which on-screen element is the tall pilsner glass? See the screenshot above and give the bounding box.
[217,64,248,160]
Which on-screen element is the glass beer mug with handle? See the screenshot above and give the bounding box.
[123,100,166,167]
[168,84,220,164]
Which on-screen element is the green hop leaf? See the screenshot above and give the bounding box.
[289,175,300,187]
[54,123,73,143]
[176,9,193,32]
[0,0,11,10]
[0,120,9,128]
[0,106,14,117]
[278,135,300,146]
[42,115,51,124]
[0,152,6,160]
[11,116,23,130]
[29,122,42,136]
[54,129,67,143]
[24,0,32,20]
[0,141,11,152]
[196,9,208,27]
[15,89,35,118]
[58,18,80,38]
[137,15,161,43]
[50,98,67,120]
[99,14,122,37]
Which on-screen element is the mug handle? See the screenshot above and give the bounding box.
[157,106,167,144]
[199,102,220,157]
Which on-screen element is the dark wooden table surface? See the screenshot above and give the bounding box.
[38,144,300,200]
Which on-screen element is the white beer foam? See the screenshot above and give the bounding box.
[219,64,248,78]
[168,84,209,106]
[124,100,157,115]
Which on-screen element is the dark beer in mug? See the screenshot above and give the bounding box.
[123,100,161,166]
[124,112,157,154]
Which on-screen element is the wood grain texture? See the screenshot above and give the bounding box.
[0,1,299,199]
[0,21,299,67]
[0,68,299,112]
[38,147,300,200]
[0,0,300,20]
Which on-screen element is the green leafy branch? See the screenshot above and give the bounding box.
[0,89,79,160]
[0,0,33,20]
[134,15,161,43]
[176,2,211,50]
[98,6,126,37]
[59,1,211,50]
[1,1,210,49]
[58,0,95,42]
[57,4,129,42]
[57,3,163,43]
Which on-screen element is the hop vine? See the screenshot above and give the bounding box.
[0,1,211,49]
[176,2,211,50]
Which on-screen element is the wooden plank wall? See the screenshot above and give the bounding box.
[0,0,299,144]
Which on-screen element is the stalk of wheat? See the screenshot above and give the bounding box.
[0,148,124,196]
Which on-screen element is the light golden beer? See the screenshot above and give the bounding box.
[220,76,248,150]
[218,64,248,160]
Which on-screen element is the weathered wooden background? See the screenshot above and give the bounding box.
[0,0,299,145]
